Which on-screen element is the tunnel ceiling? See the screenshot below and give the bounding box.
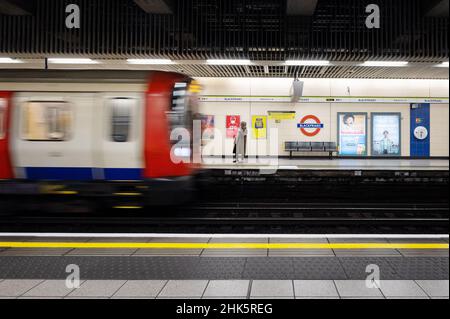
[0,0,448,79]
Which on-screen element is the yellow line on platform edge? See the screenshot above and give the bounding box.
[0,242,448,250]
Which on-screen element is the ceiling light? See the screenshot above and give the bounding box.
[285,60,330,66]
[127,59,174,65]
[48,58,99,64]
[438,62,449,67]
[362,61,409,67]
[0,57,23,64]
[206,59,252,65]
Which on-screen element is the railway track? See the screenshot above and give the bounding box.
[0,200,447,234]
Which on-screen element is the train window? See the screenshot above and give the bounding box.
[22,102,72,141]
[111,98,133,143]
[0,99,6,139]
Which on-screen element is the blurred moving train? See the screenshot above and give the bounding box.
[0,70,201,207]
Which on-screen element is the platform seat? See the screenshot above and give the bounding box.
[285,141,337,159]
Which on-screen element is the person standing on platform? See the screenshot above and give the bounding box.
[234,121,247,163]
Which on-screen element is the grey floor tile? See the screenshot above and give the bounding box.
[341,297,385,299]
[328,238,390,243]
[251,280,294,298]
[388,238,448,244]
[250,296,294,299]
[269,249,334,257]
[294,280,339,297]
[203,280,250,298]
[0,280,44,297]
[416,280,449,297]
[269,238,329,243]
[202,249,267,257]
[66,249,137,256]
[386,297,430,299]
[113,280,167,298]
[27,237,90,243]
[379,280,428,297]
[431,296,450,299]
[22,280,83,297]
[296,297,340,299]
[398,250,449,257]
[158,280,208,298]
[203,296,248,299]
[18,297,64,299]
[88,238,149,243]
[0,248,71,256]
[67,280,126,297]
[334,280,383,298]
[133,249,202,256]
[333,249,401,257]
[147,237,210,243]
[209,238,268,243]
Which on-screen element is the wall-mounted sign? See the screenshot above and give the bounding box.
[297,115,324,137]
[414,126,429,140]
[201,115,215,140]
[268,111,296,121]
[371,113,401,156]
[338,113,368,156]
[226,115,240,138]
[252,115,267,139]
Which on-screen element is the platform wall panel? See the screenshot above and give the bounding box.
[430,104,450,157]
[197,78,449,157]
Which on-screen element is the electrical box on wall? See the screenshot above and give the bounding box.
[290,79,304,103]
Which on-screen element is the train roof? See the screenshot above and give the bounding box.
[0,70,188,84]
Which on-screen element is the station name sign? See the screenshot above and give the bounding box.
[199,96,449,104]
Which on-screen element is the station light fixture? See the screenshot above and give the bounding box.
[48,58,99,64]
[0,57,23,64]
[206,59,252,65]
[285,60,331,66]
[126,59,174,65]
[439,62,449,67]
[362,61,409,67]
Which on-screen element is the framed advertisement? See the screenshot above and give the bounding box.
[337,112,368,156]
[226,115,240,139]
[371,113,402,156]
[252,115,267,139]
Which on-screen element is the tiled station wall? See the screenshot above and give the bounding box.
[196,78,449,157]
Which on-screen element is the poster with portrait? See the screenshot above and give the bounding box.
[371,113,401,156]
[226,115,241,139]
[252,115,267,139]
[338,113,368,156]
[201,115,215,140]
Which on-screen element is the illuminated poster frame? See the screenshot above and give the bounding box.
[371,112,402,157]
[337,112,368,156]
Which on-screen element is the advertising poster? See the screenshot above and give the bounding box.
[372,113,401,156]
[201,115,215,140]
[338,113,367,156]
[252,115,267,139]
[226,115,241,138]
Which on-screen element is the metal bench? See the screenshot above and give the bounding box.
[285,142,338,159]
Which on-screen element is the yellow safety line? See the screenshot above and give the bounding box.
[113,206,143,209]
[0,242,448,250]
[113,193,143,196]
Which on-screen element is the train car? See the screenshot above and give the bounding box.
[0,70,200,208]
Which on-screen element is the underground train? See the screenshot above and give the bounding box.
[0,70,201,206]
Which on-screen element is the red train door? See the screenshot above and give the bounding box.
[0,91,13,179]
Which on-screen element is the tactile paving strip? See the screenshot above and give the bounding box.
[0,257,448,280]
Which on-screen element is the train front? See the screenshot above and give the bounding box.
[143,72,202,205]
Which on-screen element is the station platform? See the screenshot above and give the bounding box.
[202,158,449,171]
[0,234,448,299]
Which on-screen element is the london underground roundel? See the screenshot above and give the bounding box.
[297,115,324,137]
